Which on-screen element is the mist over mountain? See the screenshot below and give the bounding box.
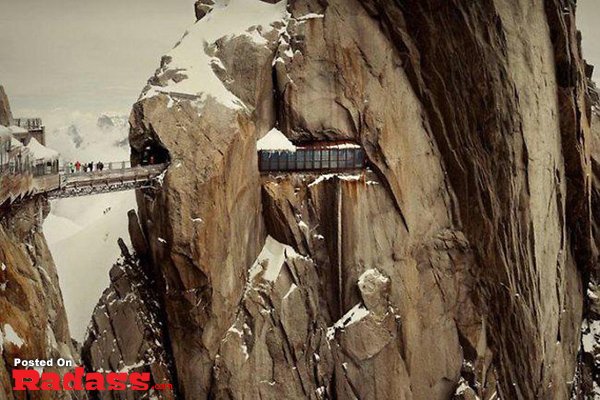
[42,111,136,342]
[45,113,130,163]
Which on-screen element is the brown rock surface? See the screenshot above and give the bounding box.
[82,244,176,400]
[0,198,80,400]
[0,85,13,127]
[121,0,594,399]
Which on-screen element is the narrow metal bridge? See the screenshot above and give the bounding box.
[48,163,167,199]
[1,162,167,205]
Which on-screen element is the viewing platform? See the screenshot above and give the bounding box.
[1,157,167,205]
[257,129,367,173]
[259,146,366,172]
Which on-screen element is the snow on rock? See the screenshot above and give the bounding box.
[7,125,28,135]
[358,269,389,287]
[582,318,600,354]
[357,269,391,315]
[296,13,325,21]
[326,304,370,341]
[308,173,362,188]
[0,125,11,139]
[283,283,298,300]
[300,142,361,149]
[257,128,297,151]
[2,324,25,348]
[26,138,59,161]
[248,235,301,283]
[142,0,289,110]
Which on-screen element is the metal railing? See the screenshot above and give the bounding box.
[258,147,366,172]
[51,163,167,199]
[0,144,58,177]
[62,161,133,175]
[14,118,43,130]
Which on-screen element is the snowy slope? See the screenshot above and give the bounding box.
[42,112,136,341]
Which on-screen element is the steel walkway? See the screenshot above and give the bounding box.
[48,164,167,199]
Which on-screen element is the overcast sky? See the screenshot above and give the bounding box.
[0,0,599,118]
[0,0,193,117]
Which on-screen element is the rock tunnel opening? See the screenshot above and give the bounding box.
[138,140,171,167]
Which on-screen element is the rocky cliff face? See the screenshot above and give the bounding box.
[0,198,80,400]
[574,77,600,399]
[82,237,176,400]
[100,0,595,398]
[0,85,13,127]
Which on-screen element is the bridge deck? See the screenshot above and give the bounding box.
[49,164,167,199]
[2,163,167,203]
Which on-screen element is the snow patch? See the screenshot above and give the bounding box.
[326,304,369,340]
[257,128,297,152]
[226,324,249,360]
[308,174,336,187]
[118,360,146,373]
[583,318,600,353]
[44,191,135,341]
[248,236,300,283]
[142,0,289,110]
[297,220,308,231]
[26,138,59,161]
[297,13,325,21]
[358,269,390,287]
[308,173,362,187]
[3,324,25,348]
[283,283,297,300]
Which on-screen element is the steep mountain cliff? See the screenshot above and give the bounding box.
[84,0,596,399]
[0,86,13,126]
[0,198,81,400]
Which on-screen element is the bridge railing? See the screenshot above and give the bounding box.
[61,161,133,175]
[14,118,43,131]
[259,147,366,172]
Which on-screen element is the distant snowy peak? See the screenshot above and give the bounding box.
[97,114,128,131]
[67,125,84,148]
[47,113,130,162]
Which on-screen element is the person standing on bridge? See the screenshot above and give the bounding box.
[88,162,93,172]
[75,161,81,172]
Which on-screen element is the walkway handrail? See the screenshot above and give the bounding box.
[61,160,133,175]
[259,147,366,172]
